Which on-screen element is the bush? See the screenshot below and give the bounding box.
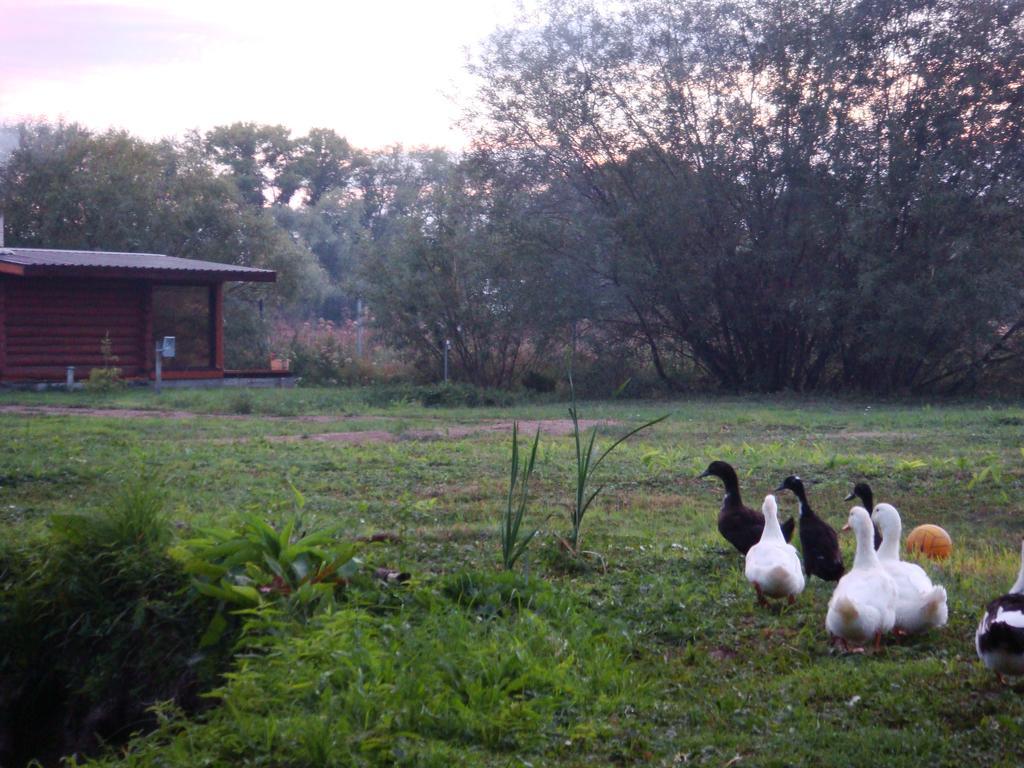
[84,333,125,392]
[223,295,272,370]
[0,480,224,766]
[279,319,411,386]
[521,370,557,393]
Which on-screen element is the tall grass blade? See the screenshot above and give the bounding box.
[500,421,541,570]
[566,375,668,554]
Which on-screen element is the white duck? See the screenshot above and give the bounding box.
[826,506,897,651]
[745,494,805,605]
[872,503,948,634]
[975,538,1024,683]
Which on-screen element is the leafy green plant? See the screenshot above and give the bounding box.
[170,515,363,643]
[966,453,1010,502]
[500,421,541,570]
[895,458,929,474]
[84,332,125,392]
[565,378,668,554]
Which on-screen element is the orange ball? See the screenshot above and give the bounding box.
[905,524,953,559]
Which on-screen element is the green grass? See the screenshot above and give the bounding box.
[3,388,1024,766]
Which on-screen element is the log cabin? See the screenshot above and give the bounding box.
[0,247,276,384]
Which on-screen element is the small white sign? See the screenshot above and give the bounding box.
[161,336,176,358]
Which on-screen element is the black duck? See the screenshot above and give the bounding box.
[699,461,795,555]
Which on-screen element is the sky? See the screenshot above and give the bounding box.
[0,0,523,149]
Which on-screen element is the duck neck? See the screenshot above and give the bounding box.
[793,487,813,518]
[720,469,741,505]
[762,506,785,543]
[877,521,901,562]
[853,522,881,570]
[1011,541,1024,594]
[860,489,874,513]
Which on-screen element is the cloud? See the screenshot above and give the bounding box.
[0,0,521,148]
[0,1,220,78]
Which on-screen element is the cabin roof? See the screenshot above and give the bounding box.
[0,248,276,282]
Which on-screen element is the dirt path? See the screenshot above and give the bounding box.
[0,405,618,444]
[0,405,388,422]
[263,419,616,445]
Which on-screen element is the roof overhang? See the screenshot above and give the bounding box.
[0,248,276,283]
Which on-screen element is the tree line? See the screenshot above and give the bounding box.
[2,0,1023,393]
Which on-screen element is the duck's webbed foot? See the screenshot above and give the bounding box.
[753,583,770,607]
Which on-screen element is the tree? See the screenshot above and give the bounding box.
[204,122,296,206]
[353,149,553,387]
[288,128,363,207]
[469,0,1024,392]
[0,122,327,313]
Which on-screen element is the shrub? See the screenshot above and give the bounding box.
[279,319,411,386]
[521,369,557,393]
[84,333,125,392]
[0,479,223,766]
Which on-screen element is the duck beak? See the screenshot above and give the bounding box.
[773,484,786,493]
[843,492,856,501]
[698,470,711,479]
[841,523,851,532]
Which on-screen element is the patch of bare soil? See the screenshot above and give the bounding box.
[433,418,617,438]
[262,419,619,445]
[0,405,208,419]
[268,430,399,445]
[0,406,622,445]
[830,430,917,440]
[0,405,389,422]
[709,647,738,662]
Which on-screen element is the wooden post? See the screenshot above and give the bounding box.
[212,283,224,371]
[155,344,162,393]
[142,282,154,377]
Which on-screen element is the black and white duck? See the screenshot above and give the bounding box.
[699,461,795,555]
[976,538,1024,683]
[844,481,883,549]
[775,475,844,582]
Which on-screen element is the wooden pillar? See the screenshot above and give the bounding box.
[142,282,154,377]
[212,282,224,371]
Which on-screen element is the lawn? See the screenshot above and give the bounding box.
[2,387,1023,767]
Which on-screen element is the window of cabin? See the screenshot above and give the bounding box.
[152,286,213,369]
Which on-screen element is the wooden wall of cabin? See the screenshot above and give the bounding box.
[0,277,148,380]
